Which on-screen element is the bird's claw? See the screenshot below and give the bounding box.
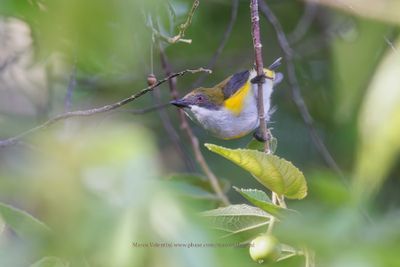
[253,130,268,142]
[250,74,267,84]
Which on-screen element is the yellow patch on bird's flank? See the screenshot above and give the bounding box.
[223,81,251,116]
[223,68,275,116]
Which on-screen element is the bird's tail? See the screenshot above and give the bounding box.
[268,57,282,70]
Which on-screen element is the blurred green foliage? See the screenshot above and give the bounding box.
[0,0,400,266]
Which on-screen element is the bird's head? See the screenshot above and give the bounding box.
[170,86,226,127]
[170,86,224,111]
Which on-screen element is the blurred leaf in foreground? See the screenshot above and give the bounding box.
[353,37,400,199]
[0,202,50,239]
[0,122,216,267]
[276,203,400,267]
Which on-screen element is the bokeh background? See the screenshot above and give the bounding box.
[1,0,400,266]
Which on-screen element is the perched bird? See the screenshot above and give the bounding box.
[171,59,283,140]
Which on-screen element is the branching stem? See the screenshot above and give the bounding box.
[169,0,200,44]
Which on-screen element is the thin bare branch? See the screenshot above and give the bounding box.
[193,0,239,87]
[169,0,200,44]
[250,0,270,153]
[149,0,200,44]
[159,44,230,206]
[259,0,345,180]
[0,68,210,148]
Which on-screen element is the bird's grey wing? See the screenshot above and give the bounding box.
[222,70,250,99]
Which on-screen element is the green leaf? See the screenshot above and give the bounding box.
[205,144,307,199]
[0,202,50,239]
[201,204,271,238]
[233,187,294,218]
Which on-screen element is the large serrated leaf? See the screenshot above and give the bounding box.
[233,187,290,218]
[0,202,51,239]
[201,204,271,237]
[205,144,307,199]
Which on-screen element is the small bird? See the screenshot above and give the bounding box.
[171,59,283,140]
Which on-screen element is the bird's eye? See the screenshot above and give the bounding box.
[196,95,205,102]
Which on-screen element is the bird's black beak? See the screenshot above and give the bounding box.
[170,99,191,108]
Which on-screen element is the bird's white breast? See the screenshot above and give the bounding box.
[187,75,274,139]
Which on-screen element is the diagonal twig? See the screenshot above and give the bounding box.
[0,68,210,148]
